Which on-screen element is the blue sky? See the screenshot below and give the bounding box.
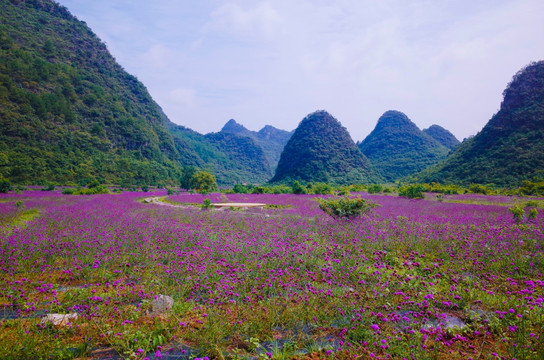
[58,0,544,141]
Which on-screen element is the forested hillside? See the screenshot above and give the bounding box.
[358,111,450,182]
[220,119,292,170]
[423,125,460,149]
[0,0,277,186]
[0,0,186,185]
[271,111,382,184]
[415,61,544,186]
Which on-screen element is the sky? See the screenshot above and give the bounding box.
[57,0,544,142]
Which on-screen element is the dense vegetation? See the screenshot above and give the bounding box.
[0,0,184,186]
[271,111,382,184]
[415,61,544,186]
[221,119,293,171]
[0,0,287,187]
[423,124,460,149]
[358,111,450,182]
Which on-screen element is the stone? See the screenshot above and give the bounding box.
[151,294,174,314]
[41,313,78,326]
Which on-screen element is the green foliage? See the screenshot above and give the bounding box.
[468,183,493,195]
[41,182,55,191]
[517,180,544,196]
[528,208,538,219]
[423,182,461,194]
[221,119,292,171]
[202,198,213,209]
[423,125,460,149]
[141,185,149,192]
[62,185,110,195]
[0,1,184,185]
[317,196,379,219]
[415,61,544,187]
[307,182,333,195]
[166,188,174,195]
[509,205,526,223]
[271,111,382,184]
[0,179,12,193]
[359,110,450,182]
[367,184,383,194]
[398,184,425,199]
[291,181,307,195]
[191,171,217,193]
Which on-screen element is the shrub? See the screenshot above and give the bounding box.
[308,182,333,195]
[167,188,174,196]
[398,184,425,199]
[509,205,525,223]
[141,185,149,192]
[292,181,307,195]
[233,184,252,193]
[468,183,492,195]
[0,179,12,193]
[528,208,538,219]
[202,199,213,209]
[42,182,55,191]
[317,196,379,219]
[367,184,383,194]
[62,185,110,195]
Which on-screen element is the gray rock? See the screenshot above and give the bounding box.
[151,294,174,314]
[41,313,78,326]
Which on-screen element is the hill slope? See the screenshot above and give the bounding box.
[358,111,450,182]
[0,0,184,185]
[220,119,292,170]
[415,61,544,186]
[0,0,274,186]
[271,110,382,184]
[423,125,460,149]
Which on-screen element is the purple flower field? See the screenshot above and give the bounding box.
[0,191,543,359]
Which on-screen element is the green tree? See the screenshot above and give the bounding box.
[180,166,197,190]
[292,180,307,194]
[0,179,12,193]
[191,171,217,193]
[398,184,425,199]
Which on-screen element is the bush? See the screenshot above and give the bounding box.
[509,205,525,223]
[317,196,379,219]
[308,182,333,195]
[292,181,307,195]
[0,179,12,193]
[202,199,213,209]
[167,188,174,196]
[528,208,538,219]
[398,184,425,199]
[233,184,252,193]
[62,185,110,195]
[367,184,383,194]
[42,182,55,191]
[468,183,492,195]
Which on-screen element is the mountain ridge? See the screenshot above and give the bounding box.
[271,110,382,184]
[358,110,450,182]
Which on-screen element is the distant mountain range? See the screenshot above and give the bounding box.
[358,111,452,182]
[1,0,541,187]
[271,111,382,184]
[414,60,544,186]
[219,119,292,171]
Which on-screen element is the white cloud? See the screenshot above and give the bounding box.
[208,2,282,38]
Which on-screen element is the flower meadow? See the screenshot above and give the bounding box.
[0,191,543,360]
